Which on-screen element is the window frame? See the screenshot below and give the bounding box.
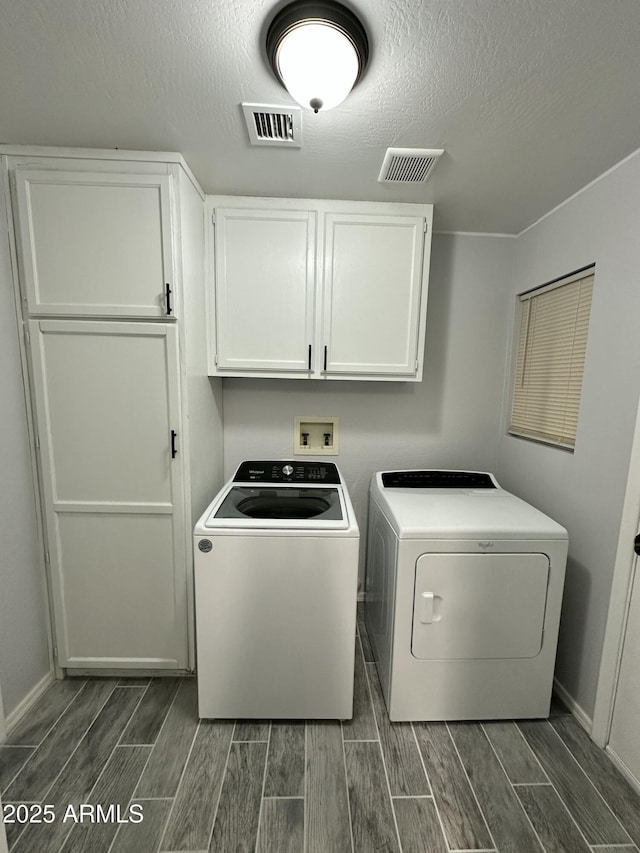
[508,265,595,451]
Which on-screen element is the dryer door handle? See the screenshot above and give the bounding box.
[419,591,435,624]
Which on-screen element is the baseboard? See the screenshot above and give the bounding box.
[4,669,55,739]
[67,668,192,678]
[553,676,592,733]
[554,680,639,795]
[605,745,640,795]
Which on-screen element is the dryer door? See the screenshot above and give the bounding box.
[412,553,549,660]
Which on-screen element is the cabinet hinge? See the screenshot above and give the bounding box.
[23,325,30,345]
[214,353,219,366]
[35,434,40,450]
[211,212,216,226]
[423,218,428,233]
[44,550,50,567]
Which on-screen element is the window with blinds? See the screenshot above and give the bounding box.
[509,267,594,449]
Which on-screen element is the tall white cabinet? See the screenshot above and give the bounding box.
[208,197,433,381]
[3,148,223,672]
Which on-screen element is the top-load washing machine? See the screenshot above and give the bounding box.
[194,460,359,720]
[365,470,568,721]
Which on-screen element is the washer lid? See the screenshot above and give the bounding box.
[202,483,350,530]
[371,471,567,540]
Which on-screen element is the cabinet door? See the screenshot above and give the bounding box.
[28,320,188,669]
[321,213,426,376]
[213,208,315,372]
[15,170,175,317]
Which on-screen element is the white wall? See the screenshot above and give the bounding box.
[496,151,640,721]
[0,186,51,719]
[222,233,515,586]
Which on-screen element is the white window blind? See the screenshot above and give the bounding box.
[509,268,594,449]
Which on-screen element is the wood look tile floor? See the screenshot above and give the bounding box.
[2,608,640,853]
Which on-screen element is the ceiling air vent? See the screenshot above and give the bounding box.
[378,147,444,184]
[242,103,302,147]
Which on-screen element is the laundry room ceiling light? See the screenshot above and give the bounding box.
[266,0,369,113]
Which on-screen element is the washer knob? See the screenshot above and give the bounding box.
[282,464,294,477]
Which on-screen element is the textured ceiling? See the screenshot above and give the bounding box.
[2,0,640,233]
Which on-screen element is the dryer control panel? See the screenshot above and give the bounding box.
[233,461,341,484]
[381,470,497,489]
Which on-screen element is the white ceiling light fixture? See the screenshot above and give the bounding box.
[266,1,369,113]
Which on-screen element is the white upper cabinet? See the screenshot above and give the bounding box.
[15,169,176,317]
[213,207,315,373]
[208,197,433,381]
[322,212,426,377]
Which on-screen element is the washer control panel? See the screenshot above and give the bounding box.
[233,461,341,484]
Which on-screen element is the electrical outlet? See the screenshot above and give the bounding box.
[294,416,339,455]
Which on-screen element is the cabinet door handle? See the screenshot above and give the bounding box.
[308,345,312,370]
[323,345,328,371]
[165,283,173,315]
[170,430,178,458]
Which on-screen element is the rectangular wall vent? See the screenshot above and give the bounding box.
[242,103,302,147]
[378,147,444,183]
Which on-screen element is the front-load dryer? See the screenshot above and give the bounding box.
[194,460,359,720]
[365,470,568,721]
